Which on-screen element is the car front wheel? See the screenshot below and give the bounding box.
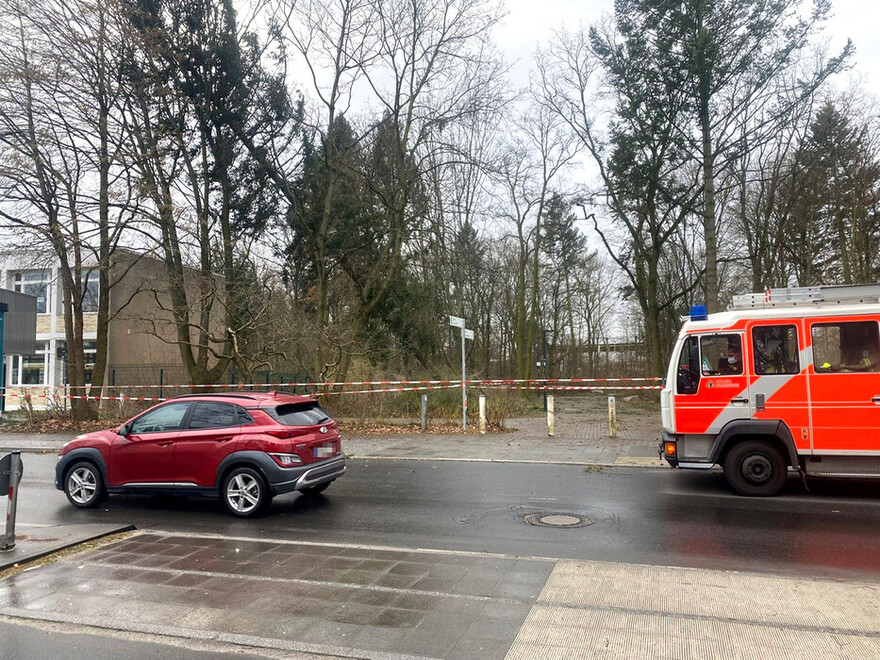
[222,467,269,518]
[64,461,106,508]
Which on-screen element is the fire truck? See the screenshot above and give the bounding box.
[660,284,880,496]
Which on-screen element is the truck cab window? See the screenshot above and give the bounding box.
[699,334,743,376]
[676,336,701,394]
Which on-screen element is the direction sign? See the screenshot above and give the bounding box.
[464,329,474,340]
[448,315,465,328]
[0,453,23,492]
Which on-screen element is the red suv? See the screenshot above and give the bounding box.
[55,391,345,517]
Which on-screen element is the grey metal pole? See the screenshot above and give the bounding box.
[461,326,467,430]
[3,452,22,551]
[421,394,428,432]
[542,328,548,412]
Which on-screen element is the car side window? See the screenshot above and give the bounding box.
[676,336,701,395]
[130,402,191,434]
[236,406,253,424]
[188,402,240,430]
[812,321,880,373]
[752,325,799,375]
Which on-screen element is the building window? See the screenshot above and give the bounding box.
[9,343,49,386]
[12,270,50,313]
[82,271,99,313]
[60,341,98,384]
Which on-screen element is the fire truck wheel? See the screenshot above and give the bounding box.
[723,440,787,497]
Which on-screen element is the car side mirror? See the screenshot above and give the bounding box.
[118,424,130,437]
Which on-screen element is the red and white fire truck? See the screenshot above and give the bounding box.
[660,284,880,496]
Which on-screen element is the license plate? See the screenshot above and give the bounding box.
[314,443,335,458]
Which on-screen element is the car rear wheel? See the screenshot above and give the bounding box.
[723,440,787,497]
[222,467,269,518]
[64,461,106,508]
[300,481,332,496]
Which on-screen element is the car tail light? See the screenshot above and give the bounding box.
[266,428,307,439]
[269,453,303,467]
[664,441,677,457]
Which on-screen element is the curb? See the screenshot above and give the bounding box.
[0,524,136,571]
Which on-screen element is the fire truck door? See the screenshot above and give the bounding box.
[747,322,811,453]
[674,332,751,435]
[807,318,880,454]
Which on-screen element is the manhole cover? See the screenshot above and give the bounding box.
[523,513,593,528]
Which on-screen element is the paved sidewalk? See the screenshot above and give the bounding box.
[2,530,878,659]
[0,414,666,468]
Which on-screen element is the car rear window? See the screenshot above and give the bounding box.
[271,402,331,426]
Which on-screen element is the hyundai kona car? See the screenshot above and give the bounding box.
[55,391,345,517]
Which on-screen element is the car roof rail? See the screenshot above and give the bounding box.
[172,393,260,400]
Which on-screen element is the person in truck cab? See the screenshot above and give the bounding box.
[718,342,743,375]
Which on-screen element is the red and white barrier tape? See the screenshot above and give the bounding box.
[60,379,465,391]
[316,383,463,397]
[475,384,662,391]
[57,376,661,391]
[469,377,661,384]
[0,380,661,402]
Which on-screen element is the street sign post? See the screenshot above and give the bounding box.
[1,451,23,551]
[449,316,473,430]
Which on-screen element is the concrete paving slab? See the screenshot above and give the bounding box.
[0,530,556,659]
[0,523,135,570]
[505,559,880,659]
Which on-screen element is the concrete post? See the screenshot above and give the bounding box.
[547,395,555,437]
[421,394,428,432]
[608,396,617,438]
[479,395,487,434]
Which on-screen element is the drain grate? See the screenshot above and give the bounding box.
[524,513,593,528]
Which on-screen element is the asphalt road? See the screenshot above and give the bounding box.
[0,619,281,660]
[14,454,880,582]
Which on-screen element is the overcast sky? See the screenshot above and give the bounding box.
[495,0,877,98]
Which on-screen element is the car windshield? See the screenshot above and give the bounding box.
[271,402,331,426]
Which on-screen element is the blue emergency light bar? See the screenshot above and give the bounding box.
[689,305,708,321]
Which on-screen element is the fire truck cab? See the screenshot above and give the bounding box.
[660,284,880,496]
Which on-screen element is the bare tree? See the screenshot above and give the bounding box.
[0,0,134,418]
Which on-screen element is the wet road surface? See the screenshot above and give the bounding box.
[15,454,880,581]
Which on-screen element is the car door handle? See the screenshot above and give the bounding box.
[730,397,749,404]
[214,436,234,442]
[157,441,174,447]
[872,396,880,404]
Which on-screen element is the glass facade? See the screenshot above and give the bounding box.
[12,270,50,313]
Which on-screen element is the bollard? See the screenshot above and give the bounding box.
[479,395,487,434]
[421,394,428,432]
[608,396,617,438]
[1,452,23,551]
[547,395,555,437]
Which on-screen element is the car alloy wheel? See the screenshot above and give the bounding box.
[64,461,106,508]
[223,467,267,517]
